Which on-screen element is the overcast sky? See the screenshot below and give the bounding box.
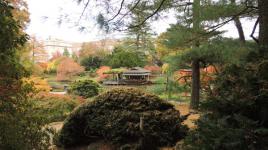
[25,0,258,43]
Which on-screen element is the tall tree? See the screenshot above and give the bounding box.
[63,47,70,57]
[191,0,201,109]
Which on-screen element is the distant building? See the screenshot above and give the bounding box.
[42,37,82,59]
[83,39,121,54]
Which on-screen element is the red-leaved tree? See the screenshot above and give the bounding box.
[56,57,84,81]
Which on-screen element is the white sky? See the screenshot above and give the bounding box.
[25,0,258,43]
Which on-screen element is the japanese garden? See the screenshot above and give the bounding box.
[0,0,268,149]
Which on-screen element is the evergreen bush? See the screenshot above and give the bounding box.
[55,88,188,149]
[69,80,100,98]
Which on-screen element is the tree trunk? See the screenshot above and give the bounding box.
[258,0,268,48]
[191,59,200,109]
[234,17,245,43]
[190,0,201,109]
[231,0,245,43]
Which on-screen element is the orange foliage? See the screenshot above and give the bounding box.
[202,65,218,74]
[37,62,48,70]
[144,65,161,74]
[175,65,218,85]
[96,66,111,81]
[50,51,62,61]
[174,69,192,84]
[201,65,218,85]
[56,57,85,81]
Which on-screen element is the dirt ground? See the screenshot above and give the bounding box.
[172,102,200,129]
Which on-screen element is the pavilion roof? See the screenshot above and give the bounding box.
[123,67,151,75]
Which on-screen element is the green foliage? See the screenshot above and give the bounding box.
[103,47,146,68]
[69,80,100,98]
[184,50,268,150]
[55,88,188,148]
[32,93,80,122]
[63,47,70,57]
[103,68,126,74]
[147,76,189,101]
[166,38,254,71]
[80,56,102,71]
[0,1,51,149]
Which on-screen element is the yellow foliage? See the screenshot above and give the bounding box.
[23,76,51,92]
[162,63,170,74]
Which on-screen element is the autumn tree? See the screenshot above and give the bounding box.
[7,0,30,29]
[51,50,62,61]
[56,57,85,81]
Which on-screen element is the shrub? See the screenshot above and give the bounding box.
[32,92,82,122]
[55,88,188,148]
[96,66,111,81]
[69,80,100,98]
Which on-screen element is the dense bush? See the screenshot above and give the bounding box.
[32,92,81,122]
[55,88,188,149]
[69,80,100,98]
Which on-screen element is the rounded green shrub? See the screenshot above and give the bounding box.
[69,80,100,98]
[55,88,188,149]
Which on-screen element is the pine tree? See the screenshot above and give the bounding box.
[63,47,70,57]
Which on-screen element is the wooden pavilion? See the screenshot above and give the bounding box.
[103,67,151,85]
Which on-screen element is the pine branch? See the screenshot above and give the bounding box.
[128,0,167,29]
[107,0,125,22]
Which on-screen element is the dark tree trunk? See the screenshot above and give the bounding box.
[136,34,140,50]
[234,17,245,43]
[231,0,245,43]
[191,59,200,109]
[258,0,268,48]
[190,0,201,109]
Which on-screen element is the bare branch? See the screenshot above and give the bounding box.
[117,0,142,22]
[250,17,259,43]
[77,0,90,24]
[107,0,125,22]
